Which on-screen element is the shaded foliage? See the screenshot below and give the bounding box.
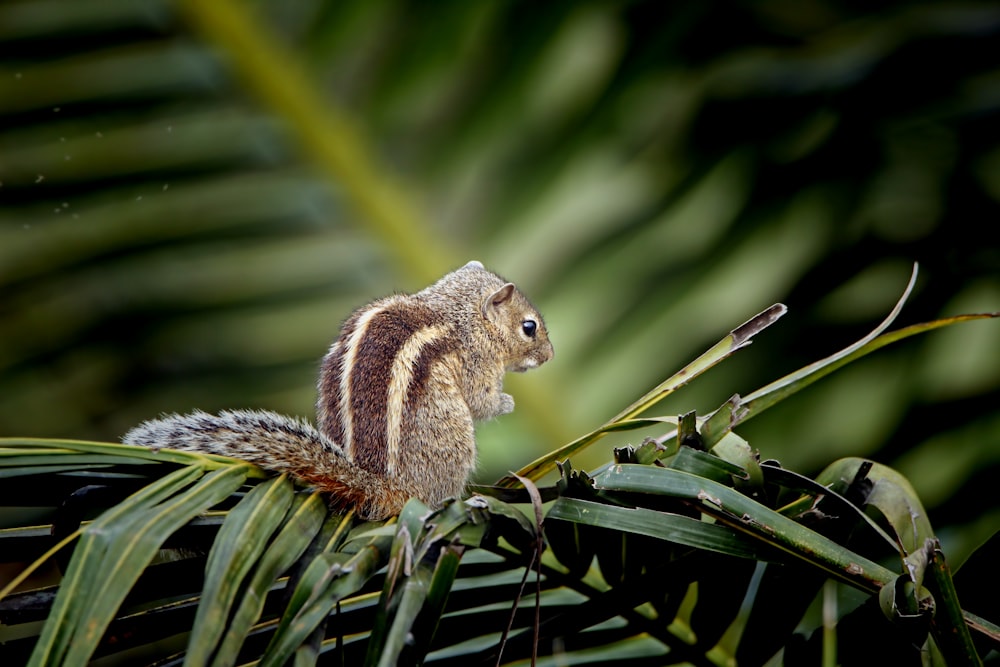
[1,0,1000,663]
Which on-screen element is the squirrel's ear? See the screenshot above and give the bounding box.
[482,283,515,319]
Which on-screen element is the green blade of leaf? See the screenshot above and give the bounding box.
[924,539,984,666]
[709,431,764,490]
[366,517,420,665]
[698,395,745,451]
[0,464,116,478]
[860,461,934,557]
[666,446,747,485]
[962,611,1000,647]
[26,464,205,666]
[740,312,1000,425]
[611,303,788,424]
[29,465,248,667]
[260,530,394,667]
[0,437,266,472]
[765,461,902,565]
[740,263,920,415]
[211,491,327,666]
[546,497,768,560]
[69,466,249,666]
[187,475,295,665]
[410,500,473,563]
[0,453,159,468]
[805,457,934,558]
[366,499,478,665]
[594,464,897,592]
[406,543,463,660]
[374,563,433,667]
[462,494,539,556]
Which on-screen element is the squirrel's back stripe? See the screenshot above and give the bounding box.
[386,322,452,475]
[336,302,385,460]
[335,299,453,477]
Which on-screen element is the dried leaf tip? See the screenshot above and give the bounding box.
[731,303,787,347]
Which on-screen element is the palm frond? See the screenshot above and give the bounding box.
[2,295,998,665]
[3,0,1000,663]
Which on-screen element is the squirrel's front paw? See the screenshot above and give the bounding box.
[498,393,515,415]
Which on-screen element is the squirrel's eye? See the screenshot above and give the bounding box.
[522,319,537,338]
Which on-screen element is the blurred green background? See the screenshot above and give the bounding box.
[1,0,998,560]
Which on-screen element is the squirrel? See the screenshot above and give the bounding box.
[123,261,553,520]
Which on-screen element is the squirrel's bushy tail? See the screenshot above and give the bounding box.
[123,409,408,519]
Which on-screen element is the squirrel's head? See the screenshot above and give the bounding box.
[480,279,554,373]
[424,260,553,372]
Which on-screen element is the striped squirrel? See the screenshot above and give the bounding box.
[123,261,553,519]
